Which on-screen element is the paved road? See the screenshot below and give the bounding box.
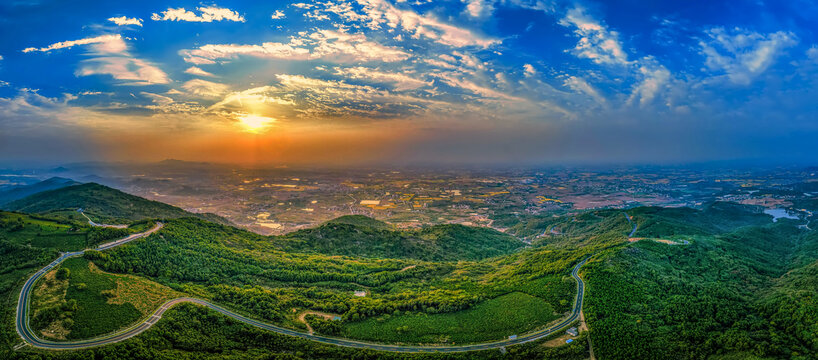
[15,223,163,350]
[17,223,589,352]
[624,212,637,237]
[78,209,128,229]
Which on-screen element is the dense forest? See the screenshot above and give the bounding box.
[583,205,818,359]
[275,215,525,260]
[2,183,227,225]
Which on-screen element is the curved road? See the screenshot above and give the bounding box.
[624,212,637,237]
[17,223,589,352]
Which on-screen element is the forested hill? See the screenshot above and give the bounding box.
[0,177,79,205]
[2,183,227,225]
[275,215,525,261]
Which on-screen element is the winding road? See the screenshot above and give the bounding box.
[624,212,637,237]
[16,223,590,352]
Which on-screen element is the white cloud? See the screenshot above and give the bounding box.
[22,34,123,53]
[312,0,500,47]
[271,10,286,19]
[182,29,410,63]
[564,76,606,104]
[808,46,818,62]
[182,79,229,98]
[523,63,537,77]
[185,66,217,77]
[434,73,521,101]
[464,0,493,18]
[559,6,629,66]
[333,66,430,90]
[77,57,170,85]
[627,64,670,107]
[699,28,798,85]
[151,6,245,22]
[23,34,169,85]
[108,16,143,27]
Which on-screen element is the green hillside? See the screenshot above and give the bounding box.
[276,216,525,260]
[584,207,818,359]
[2,183,227,225]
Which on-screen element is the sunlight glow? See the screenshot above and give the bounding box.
[238,114,275,133]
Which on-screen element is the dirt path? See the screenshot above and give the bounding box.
[296,311,340,335]
[580,310,596,360]
[399,265,417,272]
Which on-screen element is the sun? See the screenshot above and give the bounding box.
[238,114,275,133]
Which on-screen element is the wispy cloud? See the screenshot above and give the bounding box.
[559,6,629,66]
[271,10,285,19]
[182,29,409,63]
[22,34,123,53]
[182,79,229,98]
[301,0,499,48]
[151,6,245,23]
[699,27,798,85]
[184,66,217,77]
[332,66,430,91]
[564,76,606,105]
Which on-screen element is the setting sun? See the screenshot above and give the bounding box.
[238,114,275,133]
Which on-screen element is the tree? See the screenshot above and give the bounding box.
[56,267,70,280]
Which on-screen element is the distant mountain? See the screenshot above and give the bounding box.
[2,182,228,225]
[0,177,80,205]
[276,215,524,260]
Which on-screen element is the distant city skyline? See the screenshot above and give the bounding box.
[1,0,816,166]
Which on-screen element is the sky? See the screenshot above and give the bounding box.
[0,0,816,167]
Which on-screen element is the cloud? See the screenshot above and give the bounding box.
[627,64,670,107]
[559,6,629,66]
[22,34,169,85]
[108,16,143,27]
[564,76,606,104]
[77,57,170,85]
[141,91,173,105]
[303,0,499,47]
[182,29,410,63]
[271,10,286,19]
[464,0,493,18]
[151,6,245,22]
[182,79,229,98]
[22,34,123,53]
[434,73,521,101]
[523,63,537,77]
[699,27,798,85]
[185,66,217,77]
[333,66,430,90]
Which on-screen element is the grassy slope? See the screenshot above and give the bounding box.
[2,183,227,225]
[343,292,558,344]
[277,215,525,261]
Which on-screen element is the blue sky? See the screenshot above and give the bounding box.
[0,0,816,166]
